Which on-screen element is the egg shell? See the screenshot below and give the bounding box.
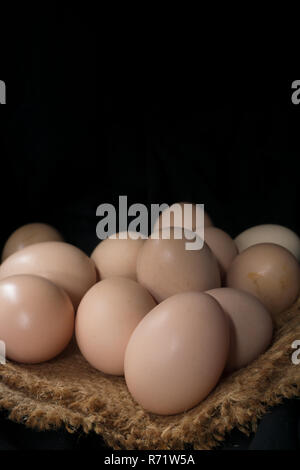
[0,274,74,363]
[91,231,145,281]
[2,223,64,262]
[204,227,238,279]
[206,288,273,372]
[0,242,97,308]
[235,224,300,261]
[75,277,157,375]
[153,202,213,234]
[137,227,221,303]
[124,292,230,415]
[226,243,300,316]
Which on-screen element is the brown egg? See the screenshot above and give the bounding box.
[0,274,74,363]
[124,292,229,415]
[2,223,63,261]
[91,231,145,281]
[206,288,273,372]
[137,227,221,303]
[75,277,156,375]
[153,202,213,233]
[226,243,300,317]
[0,242,97,308]
[204,227,238,280]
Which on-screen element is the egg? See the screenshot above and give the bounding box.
[0,274,74,363]
[235,224,300,261]
[0,242,97,308]
[226,243,300,316]
[204,227,238,279]
[91,231,145,281]
[2,223,64,261]
[124,292,229,415]
[137,227,221,303]
[75,277,157,375]
[152,202,213,234]
[206,288,273,372]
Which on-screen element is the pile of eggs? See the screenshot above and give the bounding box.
[1,204,300,416]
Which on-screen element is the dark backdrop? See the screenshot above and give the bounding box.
[3,82,298,255]
[0,6,300,451]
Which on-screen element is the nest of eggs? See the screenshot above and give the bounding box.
[1,213,300,450]
[0,298,299,450]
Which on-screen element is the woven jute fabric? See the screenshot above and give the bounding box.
[0,298,300,450]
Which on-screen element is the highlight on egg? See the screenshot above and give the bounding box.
[0,241,97,308]
[124,292,230,415]
[0,274,74,364]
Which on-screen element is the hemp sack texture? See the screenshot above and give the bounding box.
[0,298,300,450]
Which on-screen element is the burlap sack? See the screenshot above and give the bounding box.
[0,297,299,450]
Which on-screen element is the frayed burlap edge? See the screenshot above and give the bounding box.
[0,299,300,450]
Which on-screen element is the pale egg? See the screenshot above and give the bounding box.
[235,224,300,261]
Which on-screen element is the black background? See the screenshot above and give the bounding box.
[0,5,300,451]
